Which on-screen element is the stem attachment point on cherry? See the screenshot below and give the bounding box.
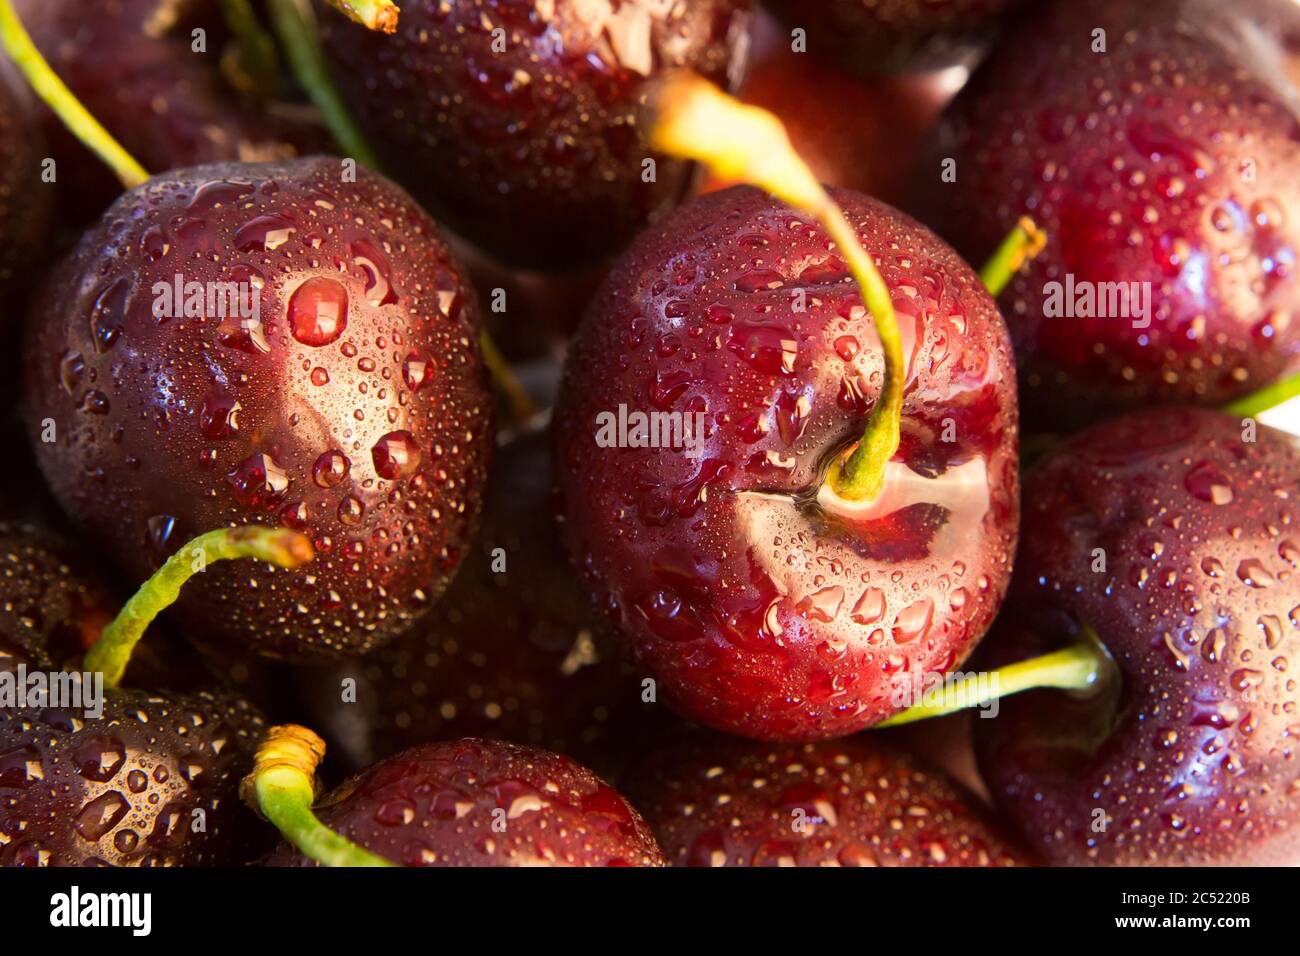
[85,526,314,689]
[979,216,1046,298]
[642,70,903,502]
[0,0,148,188]
[241,724,394,867]
[875,630,1112,728]
[320,0,399,33]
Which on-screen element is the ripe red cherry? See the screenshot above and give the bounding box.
[763,0,1029,73]
[0,524,292,866]
[23,157,492,660]
[974,408,1300,865]
[914,0,1300,428]
[15,0,326,223]
[555,185,1019,741]
[317,0,752,271]
[0,55,50,310]
[629,733,1030,866]
[261,736,666,867]
[295,429,659,775]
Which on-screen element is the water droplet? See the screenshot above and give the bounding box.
[371,431,422,480]
[228,452,290,508]
[313,450,350,488]
[288,277,349,347]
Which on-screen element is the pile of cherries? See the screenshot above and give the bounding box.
[0,0,1297,869]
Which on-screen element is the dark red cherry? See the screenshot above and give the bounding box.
[913,0,1300,429]
[0,54,51,313]
[294,429,663,776]
[762,0,1029,73]
[317,0,752,271]
[23,157,493,660]
[0,521,269,866]
[15,0,326,225]
[264,738,666,866]
[555,185,1020,741]
[974,408,1300,865]
[628,733,1030,866]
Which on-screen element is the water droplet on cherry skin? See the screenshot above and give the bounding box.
[288,277,350,347]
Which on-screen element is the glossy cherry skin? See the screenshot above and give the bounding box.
[15,0,326,226]
[974,408,1300,866]
[318,0,751,272]
[628,733,1029,866]
[555,185,1020,741]
[0,521,269,866]
[23,157,493,660]
[762,0,1029,73]
[913,0,1300,429]
[265,738,666,866]
[0,54,51,313]
[294,429,664,777]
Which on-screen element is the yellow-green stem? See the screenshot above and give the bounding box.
[642,71,902,502]
[0,0,148,188]
[480,329,539,425]
[979,216,1047,297]
[876,639,1109,728]
[85,527,313,689]
[1223,371,1300,419]
[320,0,399,32]
[242,725,394,867]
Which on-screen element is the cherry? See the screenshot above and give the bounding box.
[556,179,1019,739]
[913,0,1300,429]
[14,0,326,224]
[23,156,493,659]
[973,408,1300,865]
[316,0,752,271]
[0,526,310,866]
[251,727,666,866]
[762,0,1028,74]
[628,733,1029,866]
[0,53,50,309]
[294,429,658,776]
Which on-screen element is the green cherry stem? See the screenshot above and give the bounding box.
[85,526,314,690]
[267,0,381,168]
[0,0,148,188]
[1222,371,1300,419]
[643,70,902,502]
[480,330,539,424]
[242,725,394,867]
[219,0,282,98]
[875,631,1111,728]
[320,0,400,32]
[979,216,1047,297]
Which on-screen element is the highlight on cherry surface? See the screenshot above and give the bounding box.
[0,0,148,187]
[875,627,1114,728]
[85,526,315,689]
[241,724,395,867]
[641,69,902,502]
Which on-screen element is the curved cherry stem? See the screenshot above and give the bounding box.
[643,70,901,502]
[219,0,282,98]
[267,0,380,168]
[241,724,394,867]
[1223,371,1300,419]
[979,216,1047,297]
[480,330,539,424]
[320,0,399,33]
[875,630,1112,728]
[85,527,314,690]
[0,0,148,188]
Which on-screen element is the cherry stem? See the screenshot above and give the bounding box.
[643,70,902,502]
[219,0,282,98]
[875,633,1110,728]
[320,0,399,33]
[979,216,1047,297]
[85,526,314,690]
[267,0,380,168]
[0,0,148,188]
[480,330,539,424]
[241,724,394,867]
[1222,371,1300,419]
